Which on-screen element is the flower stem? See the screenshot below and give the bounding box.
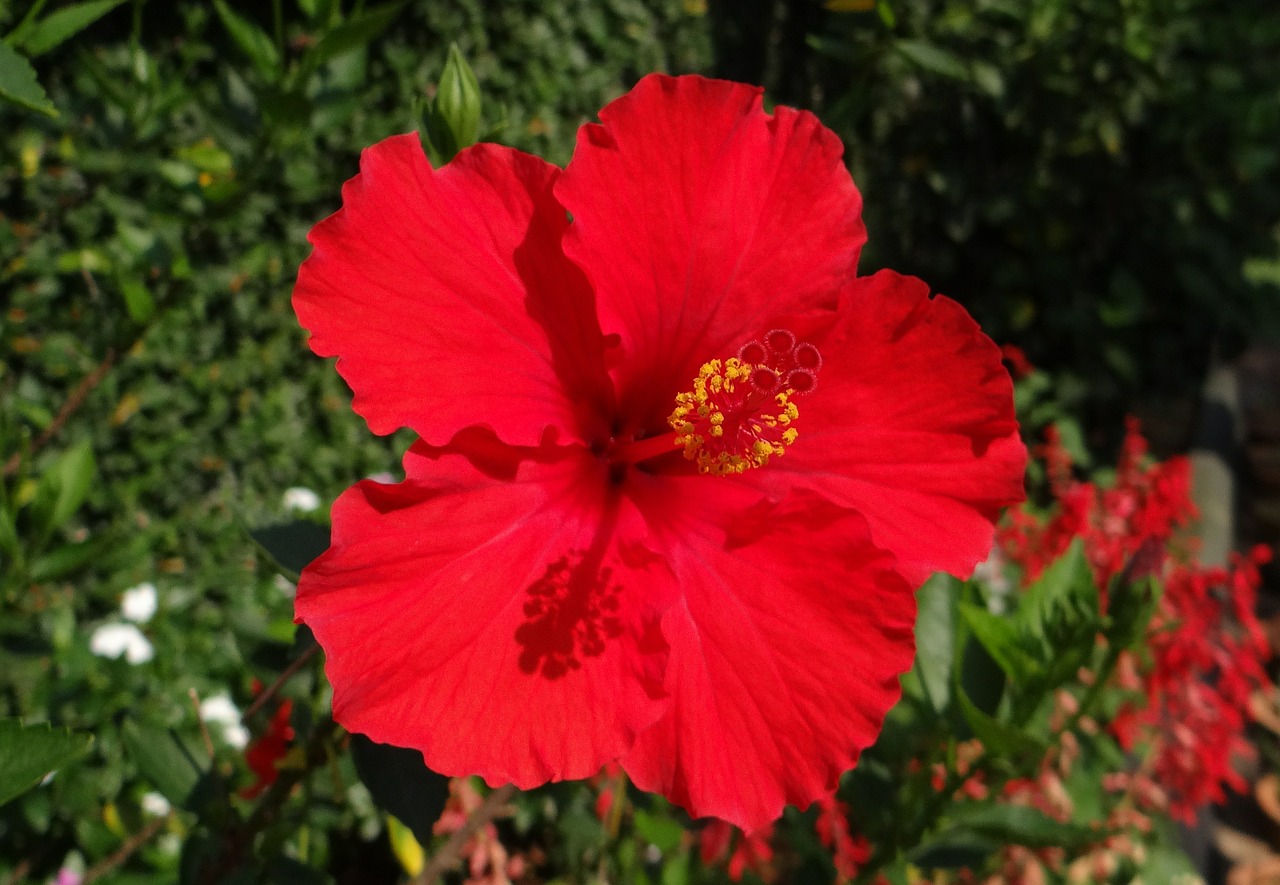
[605,768,629,839]
[244,644,321,720]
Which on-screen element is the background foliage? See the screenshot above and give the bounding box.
[727,0,1280,447]
[2,0,1279,883]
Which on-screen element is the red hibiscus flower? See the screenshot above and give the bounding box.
[292,74,1025,831]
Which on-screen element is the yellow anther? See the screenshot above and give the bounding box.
[669,355,804,476]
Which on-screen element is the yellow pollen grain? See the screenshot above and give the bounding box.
[668,356,803,476]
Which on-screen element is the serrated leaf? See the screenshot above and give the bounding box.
[913,573,957,714]
[211,0,280,78]
[0,719,94,805]
[1017,541,1104,687]
[1018,539,1093,634]
[956,682,1044,757]
[958,601,1042,684]
[250,521,330,580]
[19,0,129,57]
[351,734,449,847]
[0,41,56,116]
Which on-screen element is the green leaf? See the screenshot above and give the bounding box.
[29,439,95,535]
[958,601,1042,684]
[1106,572,1161,650]
[29,536,108,582]
[1018,539,1093,637]
[249,521,330,580]
[913,573,957,714]
[875,0,896,27]
[118,277,156,324]
[0,503,19,558]
[211,0,281,79]
[120,721,206,809]
[634,808,685,854]
[909,830,1000,870]
[1139,841,1201,882]
[892,39,968,80]
[0,719,94,806]
[18,0,129,57]
[957,631,1004,722]
[298,1,407,78]
[1015,539,1105,687]
[950,803,1095,849]
[970,61,1005,98]
[956,683,1045,758]
[351,734,449,847]
[0,41,56,116]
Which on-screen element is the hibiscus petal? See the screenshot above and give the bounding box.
[296,437,671,787]
[294,135,612,447]
[620,480,915,831]
[556,74,866,435]
[756,269,1026,586]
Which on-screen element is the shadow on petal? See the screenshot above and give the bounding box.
[516,550,625,679]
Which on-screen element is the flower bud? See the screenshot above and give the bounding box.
[424,44,481,162]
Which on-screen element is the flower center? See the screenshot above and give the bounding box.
[668,329,821,476]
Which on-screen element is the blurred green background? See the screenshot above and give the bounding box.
[2,0,1279,882]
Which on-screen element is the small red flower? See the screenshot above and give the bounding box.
[999,343,1034,379]
[241,698,294,799]
[1000,420,1273,822]
[815,795,870,882]
[700,820,775,882]
[293,74,1025,830]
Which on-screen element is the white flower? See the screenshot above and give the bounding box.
[140,792,171,817]
[273,574,296,598]
[198,693,250,749]
[282,487,321,513]
[120,582,157,623]
[89,623,153,664]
